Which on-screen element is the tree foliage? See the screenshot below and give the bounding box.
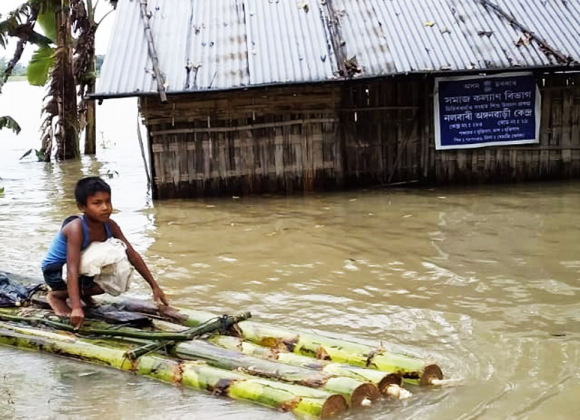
[0,3,49,139]
[0,4,50,92]
[27,44,53,85]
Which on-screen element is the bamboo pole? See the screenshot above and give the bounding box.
[0,322,347,418]
[476,0,575,64]
[136,112,152,190]
[139,0,168,103]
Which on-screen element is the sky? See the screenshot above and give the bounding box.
[0,0,114,63]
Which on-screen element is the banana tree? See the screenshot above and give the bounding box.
[0,5,51,91]
[1,0,116,161]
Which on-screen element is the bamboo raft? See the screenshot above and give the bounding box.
[0,288,446,418]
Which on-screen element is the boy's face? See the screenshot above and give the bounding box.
[79,191,113,222]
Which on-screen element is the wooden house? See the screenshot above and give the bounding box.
[95,0,580,198]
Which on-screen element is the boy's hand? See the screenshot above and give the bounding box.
[70,307,85,330]
[152,286,169,306]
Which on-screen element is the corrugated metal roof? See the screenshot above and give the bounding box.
[96,0,580,98]
[332,0,580,74]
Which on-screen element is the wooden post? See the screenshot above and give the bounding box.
[84,0,97,155]
[136,112,152,189]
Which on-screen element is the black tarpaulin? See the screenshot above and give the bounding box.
[0,271,43,307]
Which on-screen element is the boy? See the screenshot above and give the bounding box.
[41,177,168,329]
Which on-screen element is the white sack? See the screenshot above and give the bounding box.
[79,238,133,296]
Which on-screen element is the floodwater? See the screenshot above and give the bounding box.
[1,81,579,420]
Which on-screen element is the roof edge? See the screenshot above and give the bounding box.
[91,65,580,101]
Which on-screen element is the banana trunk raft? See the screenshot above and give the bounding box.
[0,296,445,418]
[111,298,444,386]
[207,335,409,398]
[0,320,347,418]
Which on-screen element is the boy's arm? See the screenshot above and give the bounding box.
[108,219,169,306]
[63,220,85,329]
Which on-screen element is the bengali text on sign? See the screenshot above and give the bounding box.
[434,73,541,150]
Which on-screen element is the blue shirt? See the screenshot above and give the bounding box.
[41,215,112,270]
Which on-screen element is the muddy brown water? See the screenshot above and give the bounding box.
[1,82,579,420]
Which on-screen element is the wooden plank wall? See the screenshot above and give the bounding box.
[141,86,342,198]
[341,78,426,186]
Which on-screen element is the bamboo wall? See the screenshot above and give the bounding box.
[342,72,580,185]
[141,72,580,199]
[141,86,342,199]
[340,78,426,186]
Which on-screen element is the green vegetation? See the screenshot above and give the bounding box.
[0,116,21,134]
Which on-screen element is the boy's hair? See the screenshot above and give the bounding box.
[74,177,111,205]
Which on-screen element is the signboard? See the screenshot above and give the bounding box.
[434,72,541,150]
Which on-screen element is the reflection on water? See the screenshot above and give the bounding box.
[1,82,579,420]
